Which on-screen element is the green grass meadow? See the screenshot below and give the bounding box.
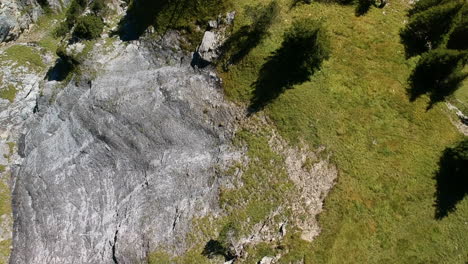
[219,0,468,262]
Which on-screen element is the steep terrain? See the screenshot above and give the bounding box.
[11,35,243,263]
[0,0,467,263]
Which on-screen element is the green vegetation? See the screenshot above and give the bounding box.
[54,0,87,37]
[0,85,17,103]
[219,1,279,69]
[0,239,11,264]
[0,179,11,264]
[400,0,464,57]
[55,0,108,38]
[435,137,468,219]
[2,45,45,72]
[408,49,467,105]
[0,181,11,217]
[250,17,330,109]
[401,0,468,106]
[216,0,467,262]
[442,137,468,181]
[73,15,104,40]
[52,40,96,83]
[148,125,297,263]
[91,0,107,15]
[118,0,230,46]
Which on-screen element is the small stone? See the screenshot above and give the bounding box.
[258,256,275,264]
[225,11,236,25]
[208,20,218,29]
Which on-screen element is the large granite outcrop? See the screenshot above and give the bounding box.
[11,37,240,264]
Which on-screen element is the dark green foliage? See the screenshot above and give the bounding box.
[355,0,373,16]
[447,5,468,50]
[54,0,87,37]
[400,0,464,57]
[290,0,312,9]
[219,1,279,69]
[117,0,229,42]
[435,137,468,218]
[54,22,70,37]
[73,15,104,39]
[54,0,108,38]
[408,49,468,105]
[408,0,445,17]
[37,0,52,14]
[91,0,106,14]
[250,18,330,110]
[315,0,354,5]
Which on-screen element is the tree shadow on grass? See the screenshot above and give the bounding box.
[434,139,468,219]
[219,1,279,70]
[249,19,330,112]
[355,0,373,16]
[407,49,468,110]
[408,71,468,110]
[355,0,387,17]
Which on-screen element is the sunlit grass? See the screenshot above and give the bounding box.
[220,0,467,262]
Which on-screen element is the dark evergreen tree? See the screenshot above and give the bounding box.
[400,0,464,57]
[409,48,467,103]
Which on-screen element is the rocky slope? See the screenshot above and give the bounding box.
[10,35,242,264]
[0,1,342,263]
[0,0,70,42]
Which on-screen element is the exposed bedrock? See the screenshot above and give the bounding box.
[11,39,240,264]
[0,0,70,42]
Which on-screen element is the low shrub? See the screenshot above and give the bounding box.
[73,15,104,40]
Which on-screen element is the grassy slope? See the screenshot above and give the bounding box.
[220,0,467,263]
[451,78,468,115]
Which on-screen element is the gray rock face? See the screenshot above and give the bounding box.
[11,39,239,264]
[196,12,236,64]
[0,0,69,42]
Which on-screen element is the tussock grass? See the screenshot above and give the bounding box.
[2,45,45,72]
[0,85,17,103]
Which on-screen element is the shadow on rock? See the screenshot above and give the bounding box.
[201,239,235,261]
[46,58,76,82]
[434,138,468,219]
[115,0,174,41]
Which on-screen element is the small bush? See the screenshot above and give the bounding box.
[91,0,106,14]
[408,48,468,103]
[54,22,70,37]
[73,15,104,40]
